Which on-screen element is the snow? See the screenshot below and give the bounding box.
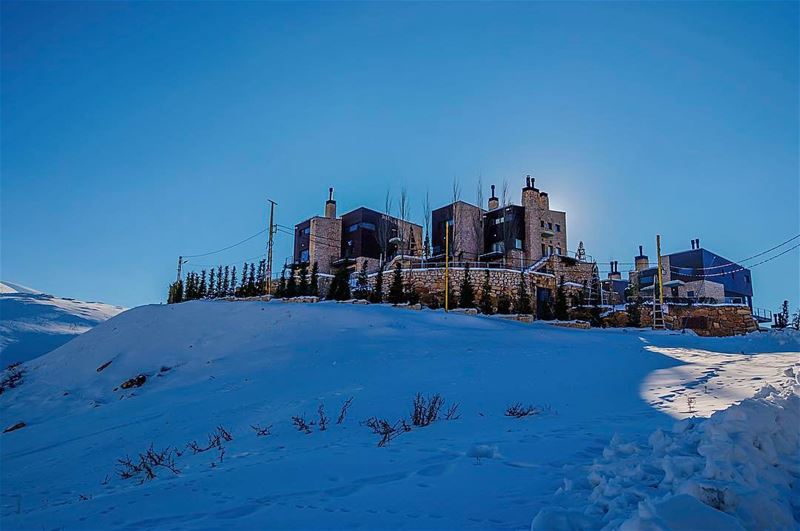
[1,301,797,530]
[0,283,125,364]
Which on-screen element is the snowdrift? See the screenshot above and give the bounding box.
[1,300,797,530]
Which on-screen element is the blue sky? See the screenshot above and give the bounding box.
[2,1,798,311]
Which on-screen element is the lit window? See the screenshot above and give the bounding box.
[300,249,309,262]
[514,238,523,249]
[301,227,310,236]
[347,224,358,233]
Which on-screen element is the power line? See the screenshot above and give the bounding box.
[668,234,800,272]
[182,228,268,258]
[670,242,800,279]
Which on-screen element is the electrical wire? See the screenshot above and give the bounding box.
[182,229,268,258]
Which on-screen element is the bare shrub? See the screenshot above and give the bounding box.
[318,404,329,431]
[291,415,313,434]
[0,363,24,395]
[187,426,232,463]
[117,444,180,484]
[251,424,273,437]
[445,403,460,420]
[337,397,354,424]
[505,403,543,418]
[411,393,444,427]
[363,416,411,447]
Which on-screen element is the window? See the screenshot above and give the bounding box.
[555,224,561,232]
[347,224,358,233]
[541,243,547,256]
[301,227,310,236]
[494,216,504,225]
[514,238,523,250]
[300,249,309,262]
[745,275,750,284]
[361,222,376,231]
[548,222,553,230]
[492,241,505,253]
[540,220,545,228]
[549,245,554,254]
[556,247,561,255]
[687,290,696,298]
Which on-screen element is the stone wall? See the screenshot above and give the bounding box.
[638,304,757,336]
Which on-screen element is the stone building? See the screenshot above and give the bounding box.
[293,188,423,274]
[432,177,568,268]
[627,241,753,307]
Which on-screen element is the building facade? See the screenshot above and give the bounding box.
[432,177,569,268]
[293,188,423,274]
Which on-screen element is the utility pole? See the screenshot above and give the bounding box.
[176,256,187,283]
[653,234,666,329]
[266,199,277,295]
[445,223,450,311]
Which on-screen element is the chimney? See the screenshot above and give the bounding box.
[488,184,499,210]
[695,238,700,249]
[608,260,622,280]
[324,187,337,218]
[635,246,649,271]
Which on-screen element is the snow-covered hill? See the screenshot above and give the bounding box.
[0,282,125,364]
[0,301,797,530]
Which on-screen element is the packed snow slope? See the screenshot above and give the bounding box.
[0,282,124,364]
[1,301,797,530]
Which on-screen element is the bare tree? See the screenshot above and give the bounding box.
[422,190,432,260]
[451,178,462,260]
[377,188,395,268]
[398,187,410,257]
[472,176,484,261]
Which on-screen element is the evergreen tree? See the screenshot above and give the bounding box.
[230,266,237,297]
[478,269,494,314]
[310,261,319,297]
[539,299,554,320]
[458,263,476,308]
[216,266,223,298]
[285,264,297,297]
[208,270,216,298]
[369,267,384,303]
[256,260,266,295]
[354,260,369,299]
[275,266,287,298]
[167,280,184,304]
[183,274,194,300]
[554,276,569,320]
[627,297,642,327]
[405,282,420,305]
[248,263,256,296]
[298,262,309,296]
[239,262,248,296]
[496,292,511,314]
[388,262,406,304]
[222,266,230,297]
[326,266,351,301]
[514,272,532,314]
[199,270,207,299]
